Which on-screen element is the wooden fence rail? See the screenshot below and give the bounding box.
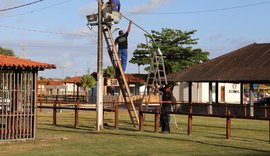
[37,102,117,128]
[139,101,270,143]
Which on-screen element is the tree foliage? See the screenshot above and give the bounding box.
[129,28,209,74]
[81,75,96,90]
[81,75,96,102]
[0,47,15,56]
[103,66,115,78]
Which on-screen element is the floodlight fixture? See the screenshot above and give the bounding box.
[86,14,98,22]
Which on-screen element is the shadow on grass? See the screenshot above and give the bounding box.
[38,123,270,155]
[192,123,268,133]
[98,131,270,154]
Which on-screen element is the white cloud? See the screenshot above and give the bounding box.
[130,0,170,13]
[79,2,98,17]
[0,0,20,16]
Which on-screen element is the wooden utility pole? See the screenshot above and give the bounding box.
[96,0,104,131]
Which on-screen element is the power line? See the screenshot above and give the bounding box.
[1,0,72,19]
[124,0,270,15]
[0,24,89,37]
[0,0,45,12]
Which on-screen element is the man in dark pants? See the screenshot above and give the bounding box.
[160,83,176,133]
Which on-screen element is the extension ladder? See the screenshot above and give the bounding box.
[102,25,139,127]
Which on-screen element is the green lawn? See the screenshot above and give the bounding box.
[0,111,269,156]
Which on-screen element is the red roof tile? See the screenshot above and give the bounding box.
[125,74,145,83]
[0,55,55,70]
[64,76,81,83]
[47,80,64,85]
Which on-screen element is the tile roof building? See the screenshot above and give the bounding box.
[0,55,55,141]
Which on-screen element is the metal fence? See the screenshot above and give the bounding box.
[0,70,37,141]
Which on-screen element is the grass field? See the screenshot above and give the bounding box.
[0,110,269,156]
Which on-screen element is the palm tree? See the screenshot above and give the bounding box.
[81,75,96,102]
[103,66,115,78]
[104,66,116,95]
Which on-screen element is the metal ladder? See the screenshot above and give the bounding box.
[102,25,139,127]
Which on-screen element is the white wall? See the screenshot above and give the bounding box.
[174,82,241,103]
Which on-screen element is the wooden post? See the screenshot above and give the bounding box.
[75,102,79,128]
[244,103,247,117]
[53,103,57,126]
[188,87,193,136]
[226,111,231,140]
[154,107,159,133]
[264,104,267,118]
[139,107,144,131]
[188,114,192,136]
[208,82,213,115]
[39,100,43,112]
[215,82,219,104]
[225,104,228,115]
[114,104,119,129]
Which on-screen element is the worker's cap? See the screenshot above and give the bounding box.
[119,30,124,35]
[164,82,176,89]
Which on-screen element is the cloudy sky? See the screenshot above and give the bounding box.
[0,0,270,78]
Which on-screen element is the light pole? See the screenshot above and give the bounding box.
[96,0,104,131]
[86,0,104,131]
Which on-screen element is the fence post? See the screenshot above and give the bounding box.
[264,104,267,118]
[114,103,119,129]
[226,111,231,140]
[53,103,57,126]
[39,99,43,112]
[75,101,79,128]
[188,104,193,136]
[188,115,192,136]
[244,103,247,117]
[154,107,159,133]
[139,107,144,132]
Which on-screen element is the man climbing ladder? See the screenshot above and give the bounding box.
[115,20,132,72]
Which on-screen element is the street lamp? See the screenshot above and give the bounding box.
[86,14,98,30]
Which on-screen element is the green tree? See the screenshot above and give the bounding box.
[130,28,209,74]
[103,66,115,78]
[81,75,96,102]
[103,66,115,95]
[0,47,15,56]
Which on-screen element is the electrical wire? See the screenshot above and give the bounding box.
[0,24,89,37]
[0,0,72,18]
[0,0,44,12]
[123,0,270,15]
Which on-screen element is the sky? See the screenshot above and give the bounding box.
[0,0,270,78]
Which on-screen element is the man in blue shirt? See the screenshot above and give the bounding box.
[110,0,121,12]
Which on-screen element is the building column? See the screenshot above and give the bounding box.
[208,82,213,114]
[249,83,254,117]
[215,82,219,104]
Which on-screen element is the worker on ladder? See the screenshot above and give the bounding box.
[109,0,121,12]
[115,20,132,72]
[160,82,176,133]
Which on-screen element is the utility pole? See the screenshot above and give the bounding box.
[21,43,28,58]
[87,68,91,75]
[96,0,104,131]
[60,66,66,78]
